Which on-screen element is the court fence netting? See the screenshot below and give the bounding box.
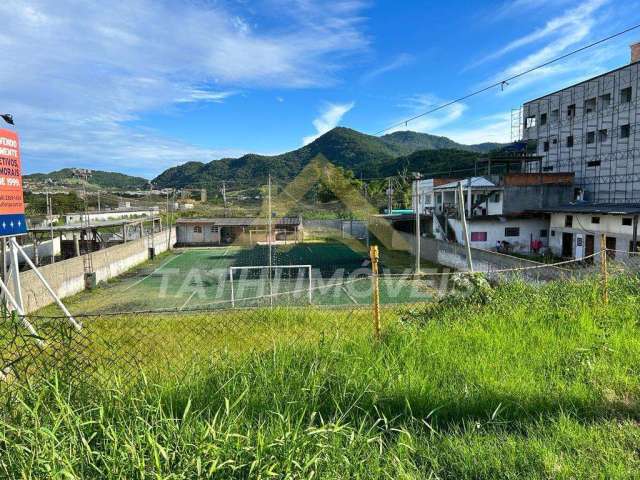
[1,245,639,397]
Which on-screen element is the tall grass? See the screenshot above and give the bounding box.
[3,275,640,478]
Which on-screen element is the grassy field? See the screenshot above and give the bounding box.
[3,274,640,478]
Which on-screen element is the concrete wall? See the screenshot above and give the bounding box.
[391,230,560,279]
[447,217,549,253]
[304,220,368,240]
[522,60,640,203]
[12,228,175,313]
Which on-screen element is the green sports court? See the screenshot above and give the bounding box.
[60,242,437,314]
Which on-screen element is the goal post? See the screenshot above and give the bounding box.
[228,264,312,307]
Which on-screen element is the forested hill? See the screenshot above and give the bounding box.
[152,127,505,188]
[25,168,149,190]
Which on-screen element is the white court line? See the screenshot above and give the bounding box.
[123,251,185,292]
[179,290,197,311]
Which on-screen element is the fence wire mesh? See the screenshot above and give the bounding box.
[1,243,637,396]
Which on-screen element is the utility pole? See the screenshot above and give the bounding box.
[46,191,55,264]
[267,175,273,306]
[221,181,228,217]
[387,178,393,214]
[97,191,101,212]
[414,176,421,274]
[457,182,474,272]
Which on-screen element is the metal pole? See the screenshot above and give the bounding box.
[267,175,273,306]
[387,178,393,214]
[11,238,81,330]
[229,267,235,308]
[413,179,421,275]
[458,182,474,272]
[632,215,638,253]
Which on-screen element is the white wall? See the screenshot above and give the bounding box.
[449,217,549,253]
[549,212,637,258]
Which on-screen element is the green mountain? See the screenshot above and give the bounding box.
[152,127,505,188]
[25,168,149,190]
[380,131,502,154]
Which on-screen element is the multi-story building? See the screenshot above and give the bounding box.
[521,42,640,258]
[522,42,640,203]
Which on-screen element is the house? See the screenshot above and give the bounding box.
[542,203,640,259]
[175,217,302,246]
[414,173,574,254]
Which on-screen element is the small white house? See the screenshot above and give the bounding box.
[546,204,640,259]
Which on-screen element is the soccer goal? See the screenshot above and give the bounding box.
[228,264,312,307]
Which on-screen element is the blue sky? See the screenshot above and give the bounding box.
[2,0,640,179]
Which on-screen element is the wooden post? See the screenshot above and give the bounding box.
[600,233,608,304]
[370,245,381,341]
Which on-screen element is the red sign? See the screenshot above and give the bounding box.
[0,129,26,236]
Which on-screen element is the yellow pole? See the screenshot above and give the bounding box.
[600,233,608,304]
[370,245,381,341]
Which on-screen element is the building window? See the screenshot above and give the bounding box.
[629,241,640,253]
[584,97,596,114]
[591,216,600,224]
[543,141,549,152]
[193,225,202,233]
[551,230,556,237]
[540,113,547,126]
[586,131,595,144]
[490,193,501,203]
[550,109,559,123]
[210,225,219,233]
[525,115,537,128]
[551,137,557,144]
[599,93,611,109]
[567,104,576,118]
[587,160,601,167]
[566,135,574,148]
[470,232,487,242]
[543,166,554,172]
[540,229,548,238]
[598,129,608,143]
[565,215,573,227]
[504,227,520,237]
[620,124,631,139]
[622,217,633,226]
[620,86,632,104]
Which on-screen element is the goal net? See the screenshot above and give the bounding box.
[228,264,312,307]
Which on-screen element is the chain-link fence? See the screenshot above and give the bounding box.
[2,242,637,397]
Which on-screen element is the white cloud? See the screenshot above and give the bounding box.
[387,94,467,134]
[0,0,368,176]
[470,0,608,69]
[361,53,413,82]
[302,102,355,145]
[177,90,238,104]
[436,112,512,145]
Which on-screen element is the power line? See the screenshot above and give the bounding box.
[374,23,640,135]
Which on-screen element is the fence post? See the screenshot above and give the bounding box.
[600,233,608,304]
[370,245,381,341]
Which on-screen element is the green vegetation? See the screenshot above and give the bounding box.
[3,275,640,478]
[152,127,503,190]
[25,168,149,190]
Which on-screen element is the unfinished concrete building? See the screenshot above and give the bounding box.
[521,42,640,203]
